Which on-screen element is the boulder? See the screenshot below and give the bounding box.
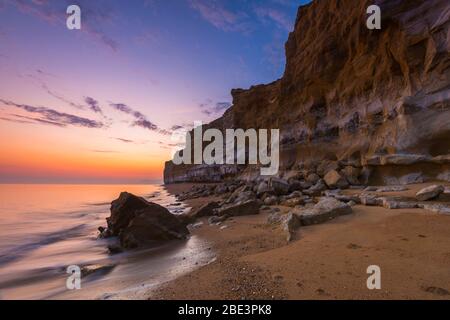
[270,178,290,195]
[108,192,154,235]
[267,212,283,224]
[217,200,261,217]
[185,201,220,222]
[256,181,270,195]
[264,195,278,206]
[288,179,303,192]
[306,173,320,184]
[119,203,189,249]
[294,197,352,226]
[316,160,340,176]
[341,166,361,185]
[416,185,445,201]
[324,170,349,189]
[303,179,327,196]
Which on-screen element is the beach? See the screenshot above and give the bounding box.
[151,182,450,300]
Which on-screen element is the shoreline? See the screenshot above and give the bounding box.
[150,182,450,300]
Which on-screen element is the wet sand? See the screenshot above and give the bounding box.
[151,183,450,300]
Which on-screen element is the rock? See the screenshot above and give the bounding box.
[267,212,283,224]
[306,173,320,184]
[264,196,278,206]
[81,264,116,277]
[163,0,450,186]
[270,178,290,195]
[108,192,151,235]
[303,179,327,196]
[107,243,123,254]
[382,199,419,209]
[416,185,445,201]
[364,186,408,192]
[208,215,229,224]
[189,201,220,220]
[119,203,189,248]
[381,154,430,165]
[282,213,301,242]
[299,180,312,189]
[340,166,360,185]
[288,179,303,192]
[419,204,450,215]
[280,197,304,207]
[316,160,339,177]
[217,200,262,217]
[324,170,349,189]
[323,190,360,203]
[215,184,228,194]
[294,197,352,226]
[359,194,383,206]
[256,181,270,195]
[384,173,425,185]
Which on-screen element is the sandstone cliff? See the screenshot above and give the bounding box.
[164,0,450,185]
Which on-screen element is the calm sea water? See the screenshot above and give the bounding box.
[0,184,212,300]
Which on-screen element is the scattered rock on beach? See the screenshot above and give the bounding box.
[324,170,349,189]
[293,197,352,226]
[217,200,262,217]
[282,213,301,242]
[415,185,445,201]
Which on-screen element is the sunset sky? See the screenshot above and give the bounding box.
[0,0,307,183]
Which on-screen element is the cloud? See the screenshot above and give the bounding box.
[112,137,134,143]
[84,96,102,114]
[5,0,119,51]
[40,83,85,110]
[90,149,120,153]
[199,100,231,116]
[109,102,166,133]
[254,7,292,31]
[0,99,104,128]
[188,0,251,33]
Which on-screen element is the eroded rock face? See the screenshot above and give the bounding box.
[164,0,450,185]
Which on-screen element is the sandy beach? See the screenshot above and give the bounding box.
[150,183,450,300]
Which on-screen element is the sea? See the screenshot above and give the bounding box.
[0,184,214,300]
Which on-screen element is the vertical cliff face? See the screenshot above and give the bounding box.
[164,0,450,184]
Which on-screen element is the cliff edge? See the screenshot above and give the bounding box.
[164,0,450,185]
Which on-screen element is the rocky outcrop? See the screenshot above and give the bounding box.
[164,0,450,185]
[104,192,189,249]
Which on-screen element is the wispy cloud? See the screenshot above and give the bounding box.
[112,137,134,143]
[5,0,119,51]
[109,102,168,133]
[254,7,292,31]
[84,96,102,114]
[199,100,231,116]
[40,83,85,110]
[188,0,251,33]
[0,99,104,128]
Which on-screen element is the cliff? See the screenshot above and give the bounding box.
[164,0,450,185]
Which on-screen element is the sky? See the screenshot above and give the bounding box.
[0,0,309,184]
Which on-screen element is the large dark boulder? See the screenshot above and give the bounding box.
[106,192,189,249]
[108,192,150,235]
